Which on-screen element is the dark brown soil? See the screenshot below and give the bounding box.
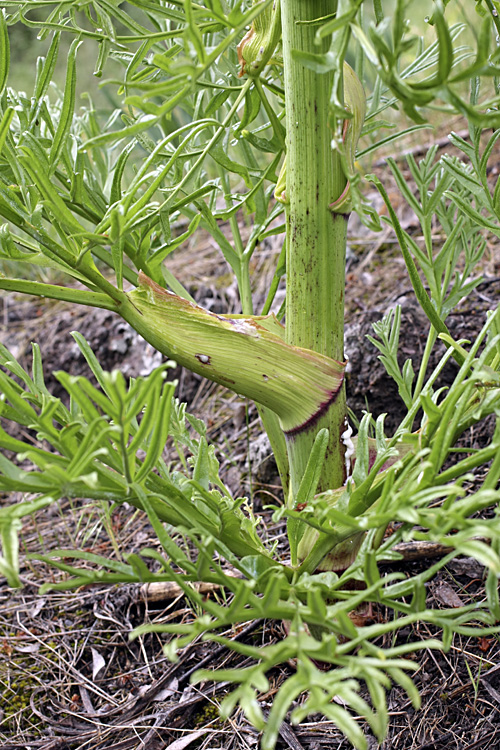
[1,127,500,750]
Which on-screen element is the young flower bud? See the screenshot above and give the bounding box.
[238,0,281,78]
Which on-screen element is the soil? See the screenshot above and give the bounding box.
[1,125,500,750]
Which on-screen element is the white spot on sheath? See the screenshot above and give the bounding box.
[342,419,355,478]
[229,319,259,337]
[195,353,210,364]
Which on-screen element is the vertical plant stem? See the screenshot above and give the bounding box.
[282,0,347,499]
[217,164,253,314]
[218,167,290,491]
[217,153,289,492]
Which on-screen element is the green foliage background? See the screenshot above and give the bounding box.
[1,1,500,747]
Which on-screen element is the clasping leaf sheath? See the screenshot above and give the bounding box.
[274,63,365,208]
[330,63,366,214]
[122,273,345,436]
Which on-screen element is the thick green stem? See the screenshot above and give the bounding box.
[282,0,347,498]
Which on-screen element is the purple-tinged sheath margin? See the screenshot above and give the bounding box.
[283,380,344,438]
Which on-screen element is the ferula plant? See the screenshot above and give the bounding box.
[2,0,500,746]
